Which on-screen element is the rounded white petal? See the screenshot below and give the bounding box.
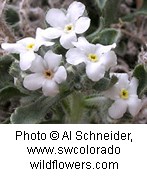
[128,95,142,116]
[66,48,86,65]
[42,27,62,39]
[44,50,62,70]
[96,43,116,55]
[100,51,117,71]
[17,37,35,46]
[53,66,67,84]
[30,54,45,73]
[46,9,66,28]
[86,63,105,81]
[23,73,45,90]
[116,73,129,90]
[60,32,77,49]
[109,99,128,119]
[103,86,120,100]
[75,17,90,34]
[1,43,24,53]
[20,51,36,71]
[67,1,85,22]
[35,28,54,48]
[72,37,95,53]
[42,80,59,96]
[128,77,139,95]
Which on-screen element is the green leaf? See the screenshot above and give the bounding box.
[9,60,20,78]
[86,17,105,42]
[4,7,19,25]
[133,64,147,97]
[0,85,24,101]
[91,28,121,45]
[85,96,113,123]
[103,0,122,27]
[0,55,15,89]
[93,75,118,92]
[10,89,73,124]
[95,0,108,11]
[66,92,85,123]
[9,61,37,96]
[115,41,127,57]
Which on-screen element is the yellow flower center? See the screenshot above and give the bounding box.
[88,53,98,62]
[64,24,74,33]
[26,43,35,50]
[120,89,129,100]
[44,70,53,79]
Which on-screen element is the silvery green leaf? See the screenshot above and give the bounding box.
[133,64,147,97]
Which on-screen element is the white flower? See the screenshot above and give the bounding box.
[1,33,54,71]
[23,50,67,97]
[35,27,55,48]
[104,73,142,119]
[42,1,90,49]
[66,37,117,81]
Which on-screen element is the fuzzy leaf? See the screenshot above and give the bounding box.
[10,89,73,124]
[92,28,121,45]
[0,55,15,88]
[85,96,113,123]
[66,92,85,123]
[93,75,118,92]
[133,64,147,97]
[0,85,24,101]
[86,17,105,42]
[95,0,108,11]
[5,7,19,25]
[9,60,20,78]
[103,0,122,27]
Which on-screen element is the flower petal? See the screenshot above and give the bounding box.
[108,99,128,119]
[67,1,85,22]
[128,95,142,116]
[75,17,90,34]
[17,37,36,49]
[96,43,116,55]
[35,28,55,49]
[44,50,62,70]
[19,51,35,71]
[86,62,105,81]
[100,51,117,71]
[41,27,62,39]
[115,73,129,90]
[53,66,67,84]
[66,48,86,65]
[1,43,24,53]
[128,77,139,95]
[46,9,66,28]
[23,73,45,90]
[60,32,77,49]
[30,54,45,73]
[103,86,120,100]
[72,37,95,53]
[42,80,59,96]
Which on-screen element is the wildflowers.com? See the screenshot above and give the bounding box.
[0,0,147,124]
